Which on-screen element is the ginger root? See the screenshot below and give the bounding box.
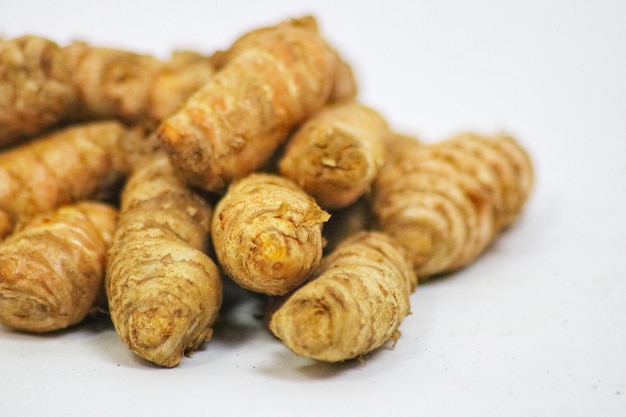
[106,153,222,367]
[372,132,534,279]
[0,36,215,147]
[66,43,215,125]
[279,101,390,209]
[0,201,117,333]
[0,120,150,239]
[211,173,329,296]
[322,196,373,254]
[157,16,339,192]
[0,36,78,147]
[268,231,416,362]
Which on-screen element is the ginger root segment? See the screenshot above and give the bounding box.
[0,36,78,147]
[268,231,416,362]
[372,132,534,279]
[0,120,149,238]
[106,154,222,368]
[212,173,329,296]
[157,16,338,192]
[279,101,390,210]
[0,201,117,332]
[67,43,215,124]
[0,36,215,148]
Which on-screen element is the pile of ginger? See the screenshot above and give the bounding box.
[0,16,533,367]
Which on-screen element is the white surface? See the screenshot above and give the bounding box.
[1,1,625,416]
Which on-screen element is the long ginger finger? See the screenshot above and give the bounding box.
[0,120,150,239]
[268,231,416,363]
[106,153,222,368]
[0,36,78,147]
[66,43,215,124]
[0,36,215,147]
[212,173,329,296]
[158,16,339,192]
[279,101,390,209]
[372,132,534,279]
[0,201,117,333]
[445,132,534,229]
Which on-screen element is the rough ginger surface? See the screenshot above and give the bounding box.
[157,16,339,192]
[106,153,222,367]
[212,172,329,296]
[269,231,416,362]
[0,201,117,332]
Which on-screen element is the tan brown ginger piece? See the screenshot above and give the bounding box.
[0,120,150,239]
[372,132,534,279]
[268,231,416,362]
[279,100,390,210]
[0,35,78,147]
[157,16,339,192]
[106,153,222,367]
[212,172,329,296]
[66,43,215,125]
[0,201,117,332]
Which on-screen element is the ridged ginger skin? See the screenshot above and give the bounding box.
[268,231,416,362]
[279,101,390,209]
[157,16,338,192]
[212,173,330,296]
[66,43,215,124]
[0,120,148,239]
[106,153,222,368]
[0,36,78,147]
[372,132,534,279]
[0,35,215,147]
[0,201,117,333]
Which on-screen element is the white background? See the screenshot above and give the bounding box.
[1,1,625,416]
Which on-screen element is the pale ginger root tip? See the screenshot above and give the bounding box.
[268,231,415,362]
[372,132,534,280]
[157,16,339,192]
[279,101,390,210]
[106,153,222,367]
[212,172,329,296]
[0,201,117,333]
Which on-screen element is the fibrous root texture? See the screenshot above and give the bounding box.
[372,132,534,279]
[106,153,222,367]
[0,121,135,238]
[0,35,215,147]
[268,231,416,362]
[157,16,340,192]
[279,100,390,210]
[212,172,330,296]
[0,201,117,332]
[0,36,77,147]
[0,120,149,239]
[66,43,215,124]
